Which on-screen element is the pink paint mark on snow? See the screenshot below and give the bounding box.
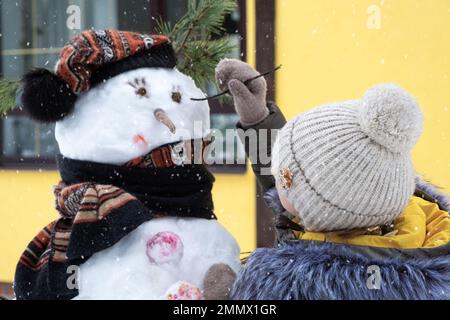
[133,134,149,148]
[146,231,183,265]
[165,281,203,300]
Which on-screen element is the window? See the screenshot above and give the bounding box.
[0,0,247,170]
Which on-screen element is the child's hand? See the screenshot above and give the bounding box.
[215,59,269,127]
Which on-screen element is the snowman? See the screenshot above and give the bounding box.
[14,30,240,300]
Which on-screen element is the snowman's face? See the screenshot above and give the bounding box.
[55,68,210,165]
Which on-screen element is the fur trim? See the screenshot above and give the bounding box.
[263,187,284,214]
[232,241,450,300]
[415,176,450,212]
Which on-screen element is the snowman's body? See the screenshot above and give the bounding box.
[54,67,240,299]
[75,217,240,300]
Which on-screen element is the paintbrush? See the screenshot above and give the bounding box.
[191,65,282,101]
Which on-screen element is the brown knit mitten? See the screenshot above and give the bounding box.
[215,59,269,127]
[202,263,237,300]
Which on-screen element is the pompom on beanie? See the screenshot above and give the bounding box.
[271,84,423,232]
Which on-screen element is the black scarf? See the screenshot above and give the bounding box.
[57,154,216,219]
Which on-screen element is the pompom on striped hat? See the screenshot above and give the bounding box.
[21,30,176,122]
[271,84,424,232]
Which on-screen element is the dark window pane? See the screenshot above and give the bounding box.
[117,0,151,32]
[2,115,58,159]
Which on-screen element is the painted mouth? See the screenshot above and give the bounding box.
[154,108,176,134]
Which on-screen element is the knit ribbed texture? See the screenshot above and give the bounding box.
[272,84,423,232]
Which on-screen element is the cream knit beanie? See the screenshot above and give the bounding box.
[271,84,423,232]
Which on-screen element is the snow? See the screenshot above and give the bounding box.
[74,217,241,300]
[55,68,210,165]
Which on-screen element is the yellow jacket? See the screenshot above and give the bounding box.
[297,196,450,249]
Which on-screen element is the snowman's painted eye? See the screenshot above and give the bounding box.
[128,78,149,98]
[171,86,182,103]
[171,91,182,103]
[137,87,147,97]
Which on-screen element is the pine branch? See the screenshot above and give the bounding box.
[156,0,237,89]
[181,37,237,89]
[0,79,20,116]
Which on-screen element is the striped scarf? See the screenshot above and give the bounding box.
[14,142,215,300]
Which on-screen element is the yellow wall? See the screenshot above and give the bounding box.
[0,170,60,282]
[276,0,450,193]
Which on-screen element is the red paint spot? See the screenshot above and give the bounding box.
[133,134,148,146]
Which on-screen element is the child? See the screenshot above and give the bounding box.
[216,59,450,299]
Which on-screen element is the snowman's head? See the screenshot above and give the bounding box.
[55,67,209,164]
[20,30,210,165]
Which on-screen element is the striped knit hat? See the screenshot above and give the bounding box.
[271,84,423,232]
[56,30,171,93]
[21,30,176,122]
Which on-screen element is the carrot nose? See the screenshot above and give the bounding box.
[154,108,176,134]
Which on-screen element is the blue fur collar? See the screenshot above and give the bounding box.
[414,176,450,211]
[232,240,450,300]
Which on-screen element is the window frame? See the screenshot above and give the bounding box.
[0,0,247,173]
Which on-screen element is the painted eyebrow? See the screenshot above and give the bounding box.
[127,77,146,88]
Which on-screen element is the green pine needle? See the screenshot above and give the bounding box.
[182,37,237,89]
[157,0,238,89]
[0,79,20,116]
